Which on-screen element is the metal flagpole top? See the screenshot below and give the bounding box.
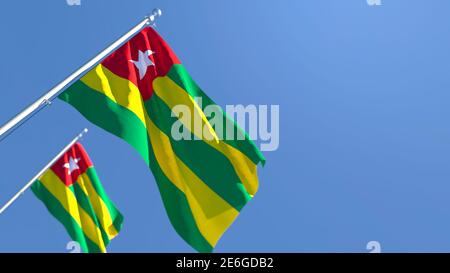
[146,8,163,26]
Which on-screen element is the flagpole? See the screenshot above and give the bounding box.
[0,8,162,141]
[0,128,89,215]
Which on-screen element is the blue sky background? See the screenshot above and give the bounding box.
[1,0,450,252]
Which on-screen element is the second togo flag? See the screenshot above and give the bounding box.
[59,27,265,252]
[31,142,123,253]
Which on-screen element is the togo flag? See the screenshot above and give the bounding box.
[59,27,265,252]
[31,142,123,253]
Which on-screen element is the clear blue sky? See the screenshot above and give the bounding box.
[2,0,450,252]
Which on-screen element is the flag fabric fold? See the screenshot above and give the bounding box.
[59,27,265,252]
[31,142,123,253]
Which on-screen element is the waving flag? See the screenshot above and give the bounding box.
[31,143,123,253]
[59,27,265,252]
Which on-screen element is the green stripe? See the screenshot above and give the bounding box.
[145,139,214,252]
[59,81,151,165]
[59,81,213,252]
[146,94,251,211]
[166,64,265,166]
[72,183,110,247]
[84,167,124,233]
[31,180,102,253]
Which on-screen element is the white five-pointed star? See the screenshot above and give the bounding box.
[63,157,81,175]
[129,50,155,80]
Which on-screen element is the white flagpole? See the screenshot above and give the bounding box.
[0,128,88,215]
[0,8,162,141]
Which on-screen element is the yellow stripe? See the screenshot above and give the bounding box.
[153,76,259,196]
[80,64,148,124]
[77,173,120,240]
[39,170,107,252]
[81,65,241,246]
[146,116,239,246]
[81,65,259,196]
